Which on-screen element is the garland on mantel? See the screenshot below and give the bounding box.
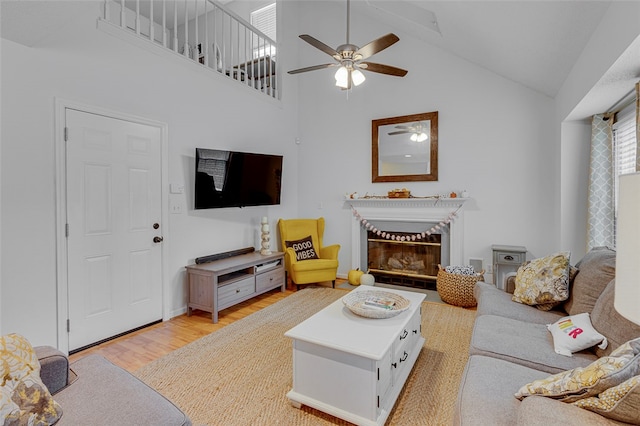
[350,205,463,241]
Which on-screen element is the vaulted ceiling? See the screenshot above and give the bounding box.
[2,0,639,117]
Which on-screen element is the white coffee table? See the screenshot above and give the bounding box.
[285,286,426,426]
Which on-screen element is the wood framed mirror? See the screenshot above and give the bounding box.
[372,111,438,182]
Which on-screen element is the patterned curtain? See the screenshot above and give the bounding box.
[587,114,615,250]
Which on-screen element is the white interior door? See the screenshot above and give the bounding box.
[65,109,163,351]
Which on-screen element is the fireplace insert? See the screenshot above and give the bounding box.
[367,231,441,290]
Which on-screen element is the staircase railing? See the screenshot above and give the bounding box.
[102,0,278,99]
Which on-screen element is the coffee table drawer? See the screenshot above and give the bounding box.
[392,309,422,383]
[219,277,255,309]
[393,309,421,360]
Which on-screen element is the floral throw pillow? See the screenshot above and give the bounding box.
[572,375,640,424]
[1,333,63,425]
[285,235,319,261]
[515,337,640,403]
[512,251,571,309]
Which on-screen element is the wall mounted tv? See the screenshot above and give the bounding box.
[195,148,283,209]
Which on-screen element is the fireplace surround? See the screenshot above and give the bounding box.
[349,197,469,289]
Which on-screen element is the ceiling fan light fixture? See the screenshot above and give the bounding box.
[352,69,366,86]
[335,66,349,88]
[410,132,428,142]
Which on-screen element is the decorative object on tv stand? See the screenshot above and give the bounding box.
[260,217,272,255]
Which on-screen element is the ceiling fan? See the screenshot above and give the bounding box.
[388,122,429,142]
[288,0,408,89]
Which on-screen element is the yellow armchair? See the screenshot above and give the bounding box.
[278,217,340,289]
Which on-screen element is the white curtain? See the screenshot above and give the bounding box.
[587,114,615,250]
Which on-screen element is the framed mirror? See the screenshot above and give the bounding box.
[372,111,438,182]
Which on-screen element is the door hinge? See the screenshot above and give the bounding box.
[64,127,68,142]
[66,319,70,332]
[65,223,69,238]
[377,395,380,408]
[377,367,379,381]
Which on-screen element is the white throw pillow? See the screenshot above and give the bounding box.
[547,312,608,357]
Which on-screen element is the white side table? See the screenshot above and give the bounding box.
[492,244,527,292]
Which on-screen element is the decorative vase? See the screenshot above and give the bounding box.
[260,217,272,255]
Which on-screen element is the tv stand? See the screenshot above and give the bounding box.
[185,251,285,323]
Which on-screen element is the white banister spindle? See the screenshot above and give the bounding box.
[120,0,125,28]
[213,3,218,72]
[245,26,250,88]
[262,37,266,93]
[229,15,233,79]
[183,0,188,57]
[173,0,178,52]
[162,1,166,47]
[236,21,240,79]
[194,0,199,63]
[204,1,209,67]
[221,13,225,73]
[149,0,154,42]
[135,0,140,35]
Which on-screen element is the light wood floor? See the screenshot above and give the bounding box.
[69,281,346,372]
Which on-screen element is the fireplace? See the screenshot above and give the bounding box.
[368,231,441,290]
[349,197,469,291]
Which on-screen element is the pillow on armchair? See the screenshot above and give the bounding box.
[285,235,319,261]
[1,333,63,425]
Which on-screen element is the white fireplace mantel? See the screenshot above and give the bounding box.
[347,197,470,270]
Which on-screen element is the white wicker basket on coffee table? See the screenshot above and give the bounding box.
[342,290,411,319]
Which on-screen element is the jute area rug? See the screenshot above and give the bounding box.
[135,287,476,425]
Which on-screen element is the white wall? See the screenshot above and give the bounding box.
[293,1,557,276]
[560,121,591,257]
[2,0,638,347]
[556,1,640,261]
[0,1,301,346]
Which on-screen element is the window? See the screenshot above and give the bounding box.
[612,102,638,246]
[250,3,276,59]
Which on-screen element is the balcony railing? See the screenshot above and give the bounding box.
[101,0,278,99]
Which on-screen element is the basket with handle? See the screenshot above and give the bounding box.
[436,264,485,308]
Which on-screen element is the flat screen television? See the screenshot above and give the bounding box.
[195,148,283,209]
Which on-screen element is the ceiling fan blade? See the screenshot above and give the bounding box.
[299,35,340,58]
[288,64,335,74]
[355,33,399,60]
[360,62,408,77]
[388,131,411,135]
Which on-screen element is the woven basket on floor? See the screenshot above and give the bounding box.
[436,264,484,308]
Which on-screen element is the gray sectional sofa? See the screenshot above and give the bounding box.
[454,247,640,425]
[36,346,191,425]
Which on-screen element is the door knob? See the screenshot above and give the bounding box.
[153,236,164,243]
